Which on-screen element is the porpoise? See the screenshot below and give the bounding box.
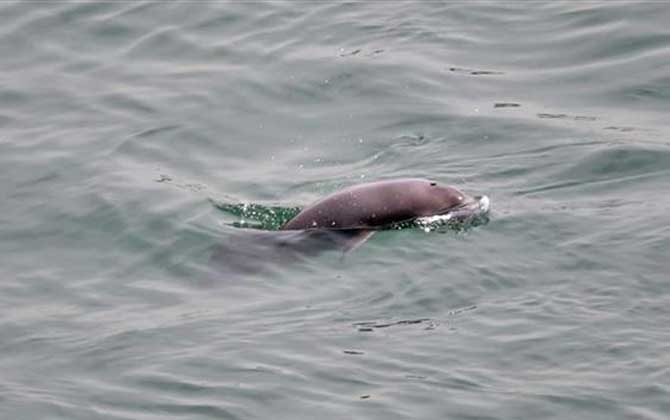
[209,178,489,276]
[281,178,489,250]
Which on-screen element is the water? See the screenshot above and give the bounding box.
[1,1,669,418]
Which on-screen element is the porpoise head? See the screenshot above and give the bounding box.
[404,180,489,225]
[414,181,467,215]
[416,181,490,228]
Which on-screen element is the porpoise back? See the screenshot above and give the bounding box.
[282,178,467,230]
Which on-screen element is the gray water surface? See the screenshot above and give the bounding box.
[1,2,669,419]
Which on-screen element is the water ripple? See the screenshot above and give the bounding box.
[1,1,670,419]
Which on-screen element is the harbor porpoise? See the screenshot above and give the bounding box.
[281,178,489,250]
[209,178,489,276]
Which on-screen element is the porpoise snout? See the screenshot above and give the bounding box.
[444,194,490,222]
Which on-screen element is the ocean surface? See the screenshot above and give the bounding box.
[1,2,669,419]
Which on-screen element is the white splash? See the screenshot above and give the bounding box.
[415,195,491,232]
[479,195,490,213]
[417,213,453,225]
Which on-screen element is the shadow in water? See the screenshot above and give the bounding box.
[208,228,363,277]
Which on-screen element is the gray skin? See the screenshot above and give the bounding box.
[282,178,469,230]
